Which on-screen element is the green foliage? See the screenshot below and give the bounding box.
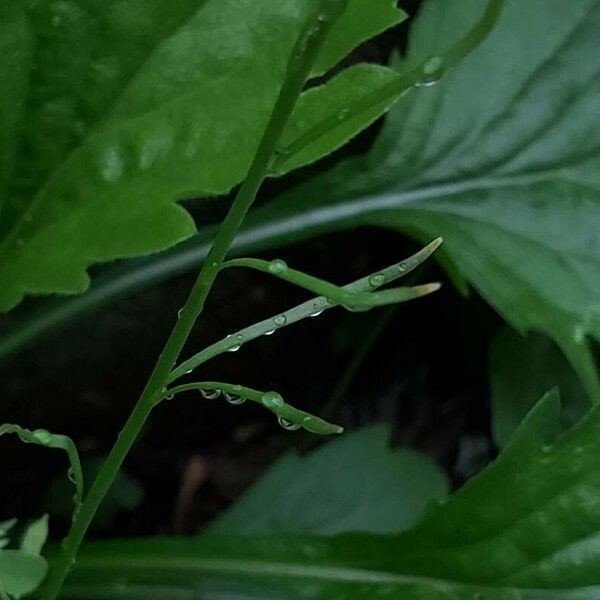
[490,326,588,447]
[0,0,406,311]
[64,392,600,598]
[0,516,49,599]
[0,551,47,600]
[19,516,49,557]
[209,425,448,536]
[254,0,600,397]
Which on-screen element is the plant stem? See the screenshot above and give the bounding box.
[40,3,347,598]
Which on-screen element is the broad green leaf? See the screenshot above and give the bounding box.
[64,392,600,598]
[209,425,448,536]
[265,0,600,398]
[0,0,405,311]
[490,326,588,447]
[20,515,49,556]
[0,550,48,599]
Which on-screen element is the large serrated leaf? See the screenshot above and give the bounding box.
[0,0,405,311]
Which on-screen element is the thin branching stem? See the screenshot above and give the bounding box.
[40,3,348,597]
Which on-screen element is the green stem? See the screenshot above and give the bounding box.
[222,257,439,311]
[168,239,442,383]
[40,3,346,598]
[163,382,342,435]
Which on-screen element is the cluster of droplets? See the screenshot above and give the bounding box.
[199,385,246,405]
[226,333,245,352]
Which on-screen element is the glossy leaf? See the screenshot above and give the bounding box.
[268,0,600,398]
[0,0,407,312]
[63,392,600,598]
[490,326,588,447]
[0,550,48,599]
[209,425,449,536]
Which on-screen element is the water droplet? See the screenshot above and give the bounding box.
[200,389,221,400]
[225,392,246,405]
[310,301,324,317]
[32,429,53,444]
[268,259,288,275]
[274,145,290,157]
[274,314,287,327]
[228,345,240,352]
[415,56,444,88]
[177,308,183,318]
[369,273,385,287]
[264,329,275,336]
[261,391,284,409]
[337,108,350,121]
[164,393,174,401]
[398,263,407,273]
[278,416,301,431]
[236,333,244,342]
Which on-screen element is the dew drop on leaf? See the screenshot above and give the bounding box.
[415,56,444,88]
[278,416,301,431]
[32,429,53,444]
[268,259,288,275]
[274,314,287,327]
[200,389,221,400]
[224,392,245,405]
[369,273,385,287]
[261,391,284,409]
